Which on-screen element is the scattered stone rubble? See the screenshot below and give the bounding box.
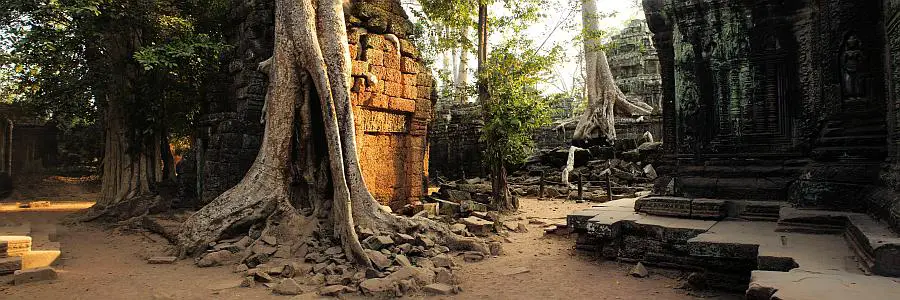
[179,208,527,298]
[432,142,661,205]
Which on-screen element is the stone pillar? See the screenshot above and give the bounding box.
[643,0,676,152]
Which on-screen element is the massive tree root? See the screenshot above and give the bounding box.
[177,0,485,270]
[574,0,653,144]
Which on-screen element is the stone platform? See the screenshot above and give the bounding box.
[0,220,61,275]
[568,198,900,296]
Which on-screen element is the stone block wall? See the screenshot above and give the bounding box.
[197,0,273,204]
[347,0,435,208]
[198,0,434,209]
[428,104,486,180]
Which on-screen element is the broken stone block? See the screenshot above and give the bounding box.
[366,249,392,270]
[643,164,658,180]
[434,267,453,284]
[251,243,278,256]
[240,276,255,288]
[198,250,235,267]
[319,285,348,296]
[462,251,485,262]
[394,254,412,267]
[273,278,302,295]
[1,256,23,275]
[461,216,493,236]
[324,246,342,255]
[14,267,57,285]
[22,250,60,270]
[395,233,415,244]
[423,283,455,295]
[502,266,530,276]
[489,242,503,256]
[254,270,275,283]
[364,235,395,250]
[359,278,398,297]
[516,223,529,233]
[431,254,454,268]
[415,257,435,269]
[414,235,435,248]
[233,264,249,273]
[1,236,32,258]
[148,256,177,264]
[261,235,277,246]
[630,262,648,278]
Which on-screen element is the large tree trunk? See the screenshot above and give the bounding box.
[177,0,487,267]
[574,0,653,144]
[81,29,165,222]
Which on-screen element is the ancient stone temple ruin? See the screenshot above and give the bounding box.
[0,104,58,176]
[569,0,900,297]
[198,0,434,208]
[608,19,663,115]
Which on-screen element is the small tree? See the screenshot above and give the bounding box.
[480,38,558,211]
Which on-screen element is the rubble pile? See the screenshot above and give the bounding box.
[510,142,663,201]
[183,212,510,297]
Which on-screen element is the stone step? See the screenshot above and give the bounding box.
[811,146,887,160]
[817,135,886,147]
[776,208,900,277]
[821,123,886,136]
[0,236,32,258]
[675,165,806,178]
[632,196,787,220]
[678,177,791,201]
[747,269,900,300]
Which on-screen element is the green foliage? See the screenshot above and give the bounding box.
[480,38,560,166]
[0,0,227,142]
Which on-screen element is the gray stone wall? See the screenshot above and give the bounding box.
[643,0,900,227]
[428,104,486,180]
[197,0,273,204]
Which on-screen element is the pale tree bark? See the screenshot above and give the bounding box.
[178,0,487,266]
[456,47,469,105]
[574,0,653,144]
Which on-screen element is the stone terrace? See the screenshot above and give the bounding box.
[568,197,900,299]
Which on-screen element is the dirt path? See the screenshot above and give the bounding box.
[453,199,737,300]
[1,180,736,299]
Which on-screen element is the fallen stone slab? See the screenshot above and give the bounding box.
[501,266,530,276]
[629,262,648,278]
[22,250,60,270]
[461,216,493,236]
[423,283,455,295]
[273,278,303,295]
[319,285,348,296]
[14,267,58,285]
[148,256,178,264]
[364,235,395,250]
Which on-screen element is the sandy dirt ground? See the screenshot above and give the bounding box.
[0,177,739,299]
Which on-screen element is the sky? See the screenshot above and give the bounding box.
[405,0,645,96]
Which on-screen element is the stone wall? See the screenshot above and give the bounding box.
[428,104,486,180]
[198,0,434,209]
[347,0,435,207]
[608,19,663,114]
[643,0,899,227]
[874,0,900,231]
[197,0,273,204]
